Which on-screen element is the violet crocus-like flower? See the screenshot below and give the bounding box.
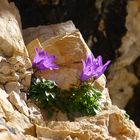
[32,48,58,70]
[80,53,110,81]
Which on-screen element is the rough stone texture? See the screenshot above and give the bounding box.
[124,0,140,128]
[23,20,76,45]
[36,106,140,140]
[8,91,29,117]
[25,21,140,139]
[107,0,140,109]
[0,88,36,138]
[27,30,91,89]
[0,1,140,139]
[107,67,138,108]
[0,0,31,90]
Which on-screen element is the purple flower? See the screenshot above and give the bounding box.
[80,53,110,81]
[33,48,59,70]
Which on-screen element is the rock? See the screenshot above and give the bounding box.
[0,89,14,113]
[0,85,5,90]
[5,82,23,94]
[25,21,140,139]
[21,72,32,91]
[6,111,35,136]
[19,92,27,101]
[107,68,139,108]
[0,0,31,89]
[0,89,35,137]
[0,131,20,140]
[27,102,46,126]
[0,131,38,140]
[36,106,140,139]
[8,91,29,117]
[0,2,139,138]
[41,30,90,65]
[107,0,140,108]
[0,0,28,58]
[36,125,91,140]
[27,30,91,89]
[0,88,8,98]
[93,74,106,92]
[23,20,76,44]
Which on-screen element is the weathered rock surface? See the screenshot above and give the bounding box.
[36,106,140,140]
[0,0,139,139]
[107,0,140,109]
[27,30,91,89]
[0,0,31,90]
[25,21,140,139]
[23,20,76,45]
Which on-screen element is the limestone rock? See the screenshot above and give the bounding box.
[0,2,139,138]
[5,82,23,94]
[6,111,35,136]
[107,0,140,108]
[0,0,31,90]
[27,102,46,126]
[0,89,14,114]
[107,68,139,108]
[0,131,38,140]
[21,72,32,91]
[8,91,29,117]
[25,21,140,139]
[93,74,107,92]
[23,20,76,44]
[27,30,91,89]
[0,131,21,140]
[0,0,29,59]
[36,106,140,140]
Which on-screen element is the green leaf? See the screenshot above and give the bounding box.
[28,76,102,120]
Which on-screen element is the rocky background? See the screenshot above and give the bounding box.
[10,0,140,127]
[0,0,139,139]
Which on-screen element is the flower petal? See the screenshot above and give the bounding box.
[32,48,59,71]
[80,52,110,81]
[96,55,102,66]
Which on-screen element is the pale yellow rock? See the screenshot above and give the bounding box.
[27,102,46,126]
[0,131,38,140]
[24,20,140,139]
[8,91,29,117]
[41,30,91,65]
[0,2,139,138]
[36,125,91,140]
[23,20,76,44]
[0,89,14,113]
[27,30,91,89]
[5,82,22,94]
[38,67,79,89]
[0,131,20,140]
[19,92,27,101]
[21,71,32,90]
[6,111,35,136]
[0,85,5,90]
[9,2,22,30]
[36,106,140,140]
[0,73,19,84]
[93,74,106,92]
[0,89,8,118]
[107,0,140,108]
[0,0,31,89]
[108,67,139,109]
[0,0,29,58]
[117,1,140,67]
[0,106,5,118]
[0,88,8,98]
